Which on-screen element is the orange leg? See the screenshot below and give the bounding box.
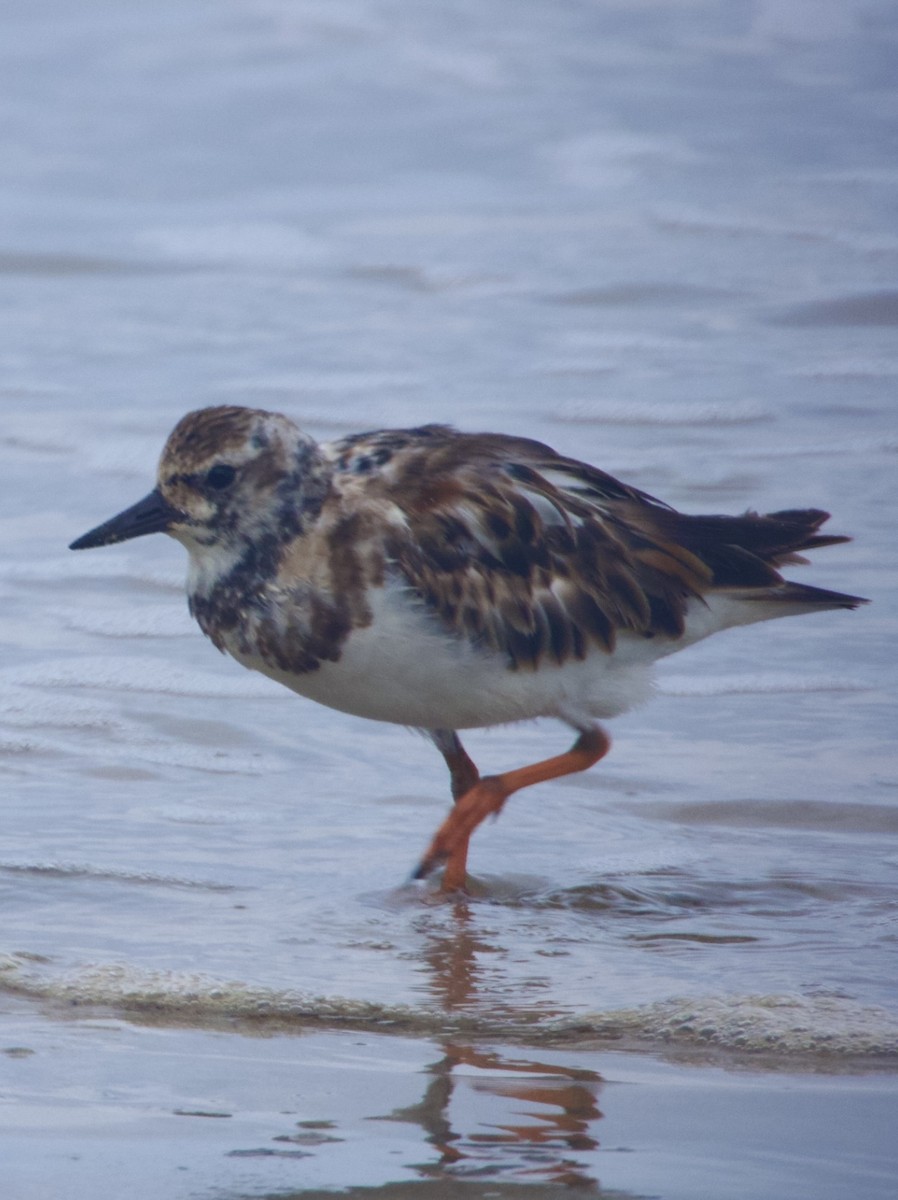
[417,725,611,891]
[429,729,481,888]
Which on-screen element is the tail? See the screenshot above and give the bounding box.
[647,506,867,612]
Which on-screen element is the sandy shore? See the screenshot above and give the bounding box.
[2,997,896,1200]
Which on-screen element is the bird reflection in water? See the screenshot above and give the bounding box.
[407,1043,602,1186]
[376,900,604,1186]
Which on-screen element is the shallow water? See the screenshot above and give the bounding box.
[4,1000,898,1200]
[1,0,897,1195]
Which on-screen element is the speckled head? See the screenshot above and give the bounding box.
[69,406,330,555]
[161,405,264,472]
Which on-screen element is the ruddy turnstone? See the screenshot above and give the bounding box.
[70,407,866,890]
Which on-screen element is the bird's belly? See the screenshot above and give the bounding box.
[224,585,656,730]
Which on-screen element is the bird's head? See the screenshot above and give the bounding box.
[70,406,328,563]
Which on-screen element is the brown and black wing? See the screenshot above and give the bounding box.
[333,427,865,668]
[366,431,706,667]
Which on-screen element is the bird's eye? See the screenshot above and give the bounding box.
[205,463,237,490]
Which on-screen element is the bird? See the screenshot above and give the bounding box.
[70,406,866,891]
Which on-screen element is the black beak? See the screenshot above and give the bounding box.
[69,488,182,550]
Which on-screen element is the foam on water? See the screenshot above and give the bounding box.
[565,994,898,1059]
[1,953,895,1061]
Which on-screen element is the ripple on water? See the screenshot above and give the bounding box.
[656,671,871,697]
[7,556,183,592]
[771,291,898,327]
[650,798,898,836]
[517,871,890,922]
[548,399,771,426]
[0,861,239,892]
[51,602,195,639]
[0,656,280,698]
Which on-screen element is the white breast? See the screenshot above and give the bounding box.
[223,579,659,731]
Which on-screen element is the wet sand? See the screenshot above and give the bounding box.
[3,996,897,1200]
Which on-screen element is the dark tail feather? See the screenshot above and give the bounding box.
[760,508,851,559]
[646,506,868,607]
[722,580,868,611]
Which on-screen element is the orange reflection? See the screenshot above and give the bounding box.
[380,902,606,1185]
[377,1041,603,1186]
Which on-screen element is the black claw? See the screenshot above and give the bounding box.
[411,850,446,881]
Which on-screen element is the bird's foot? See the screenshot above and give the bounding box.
[413,776,508,889]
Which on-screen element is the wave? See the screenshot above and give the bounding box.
[2,954,895,1063]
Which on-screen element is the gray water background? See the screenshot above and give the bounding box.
[1,1,897,1194]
